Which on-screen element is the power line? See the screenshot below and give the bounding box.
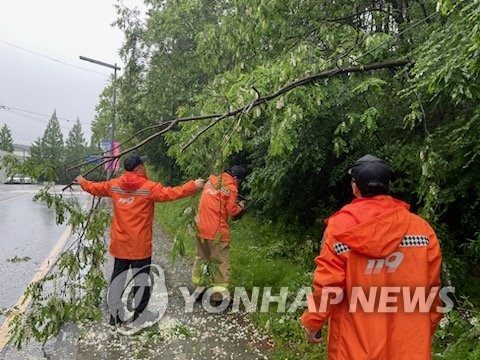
[1,111,92,142]
[0,103,91,126]
[1,106,93,142]
[0,38,111,77]
[3,111,94,132]
[15,136,37,144]
[4,110,77,133]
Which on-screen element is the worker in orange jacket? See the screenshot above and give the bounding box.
[301,154,443,359]
[76,154,204,333]
[192,165,247,303]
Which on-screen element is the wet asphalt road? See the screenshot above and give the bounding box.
[0,184,74,359]
[0,184,67,317]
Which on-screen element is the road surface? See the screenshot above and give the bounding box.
[0,184,78,359]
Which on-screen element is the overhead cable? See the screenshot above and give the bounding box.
[0,38,111,77]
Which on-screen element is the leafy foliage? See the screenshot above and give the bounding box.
[8,185,110,349]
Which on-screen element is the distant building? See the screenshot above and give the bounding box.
[12,144,31,162]
[0,144,31,183]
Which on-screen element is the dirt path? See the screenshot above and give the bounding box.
[71,225,273,360]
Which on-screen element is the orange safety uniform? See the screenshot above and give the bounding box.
[301,195,443,360]
[196,172,243,241]
[192,172,243,296]
[79,171,197,260]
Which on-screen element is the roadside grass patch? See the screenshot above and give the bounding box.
[156,198,325,358]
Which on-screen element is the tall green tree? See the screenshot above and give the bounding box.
[30,111,65,183]
[65,118,88,176]
[0,123,14,152]
[112,0,222,183]
[399,0,480,278]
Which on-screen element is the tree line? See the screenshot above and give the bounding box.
[95,0,479,294]
[1,112,100,184]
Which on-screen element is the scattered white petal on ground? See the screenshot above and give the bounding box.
[72,225,273,359]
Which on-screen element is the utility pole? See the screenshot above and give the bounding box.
[79,56,121,179]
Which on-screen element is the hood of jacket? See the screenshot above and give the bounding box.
[328,196,412,258]
[119,171,148,192]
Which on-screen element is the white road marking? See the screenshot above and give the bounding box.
[0,193,30,204]
[0,225,72,351]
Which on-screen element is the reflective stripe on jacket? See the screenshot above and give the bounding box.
[196,172,242,241]
[301,195,443,360]
[79,171,197,260]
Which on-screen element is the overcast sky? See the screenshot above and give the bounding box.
[0,0,145,146]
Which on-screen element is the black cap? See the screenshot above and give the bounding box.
[124,155,148,171]
[348,155,392,197]
[227,165,247,181]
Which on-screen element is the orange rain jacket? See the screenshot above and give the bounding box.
[301,195,443,360]
[196,172,242,241]
[79,171,197,260]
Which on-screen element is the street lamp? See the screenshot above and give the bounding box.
[79,55,121,179]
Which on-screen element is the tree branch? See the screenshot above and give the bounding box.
[64,59,408,191]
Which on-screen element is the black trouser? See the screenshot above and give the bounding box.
[108,257,151,324]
